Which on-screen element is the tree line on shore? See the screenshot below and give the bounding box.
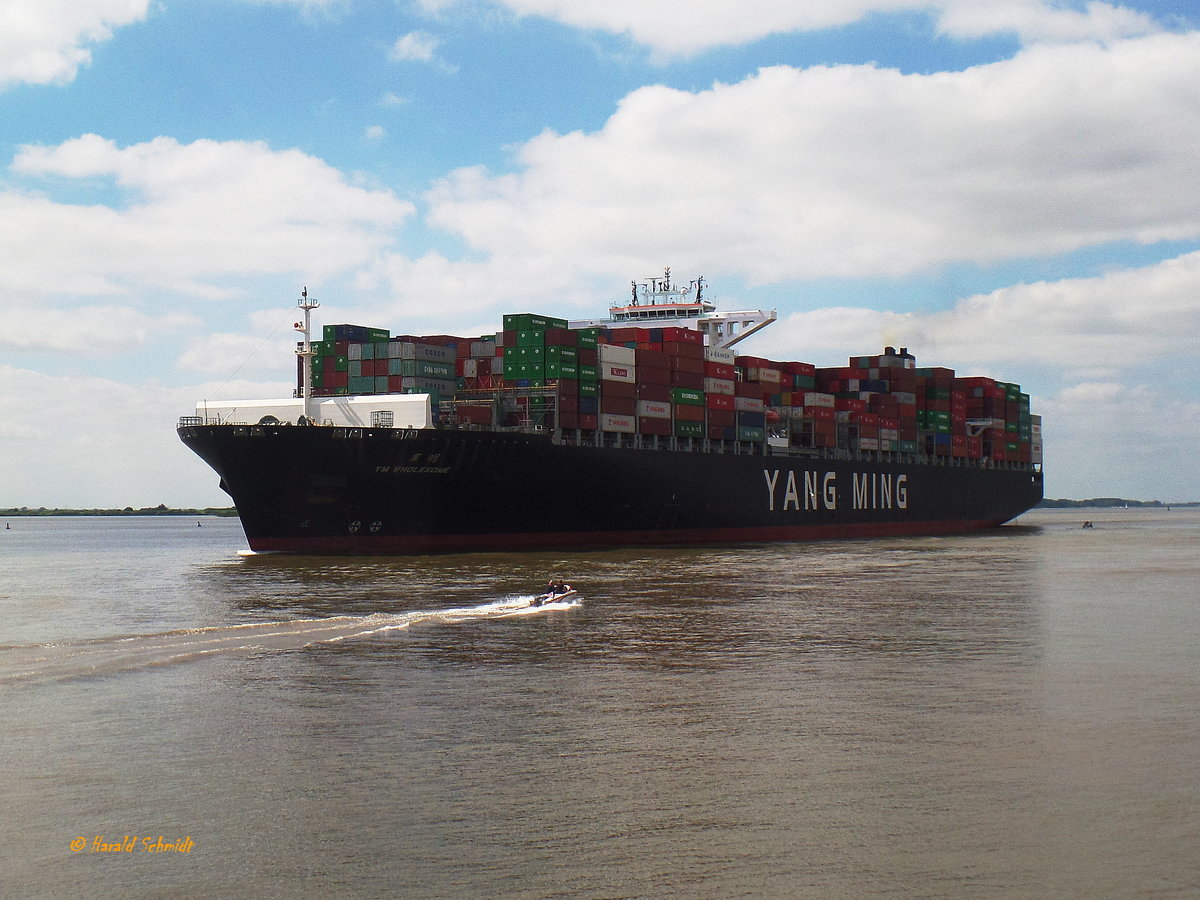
[2,505,238,517]
[1038,498,1197,508]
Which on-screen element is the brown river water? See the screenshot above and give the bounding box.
[1,508,1197,897]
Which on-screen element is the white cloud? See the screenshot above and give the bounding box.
[388,31,458,71]
[440,0,1162,59]
[754,251,1200,375]
[4,135,415,300]
[390,31,441,63]
[0,0,153,88]
[364,124,386,140]
[937,0,1160,44]
[177,331,298,379]
[421,33,1200,286]
[0,304,196,355]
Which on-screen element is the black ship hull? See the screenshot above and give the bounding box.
[179,423,1043,554]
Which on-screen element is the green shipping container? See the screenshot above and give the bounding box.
[503,313,568,332]
[671,387,705,406]
[737,426,765,442]
[674,421,705,438]
[517,330,546,348]
[389,359,454,378]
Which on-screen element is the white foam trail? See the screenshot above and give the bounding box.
[0,594,580,686]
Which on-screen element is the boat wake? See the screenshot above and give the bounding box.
[0,594,580,687]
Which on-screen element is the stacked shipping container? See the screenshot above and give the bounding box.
[300,320,1039,465]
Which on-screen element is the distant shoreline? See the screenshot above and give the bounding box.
[1038,499,1198,509]
[4,500,1196,519]
[2,506,238,518]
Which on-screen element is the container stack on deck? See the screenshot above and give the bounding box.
[299,316,1039,465]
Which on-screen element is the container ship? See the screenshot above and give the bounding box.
[178,271,1043,554]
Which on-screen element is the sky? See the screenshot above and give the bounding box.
[1,0,1198,507]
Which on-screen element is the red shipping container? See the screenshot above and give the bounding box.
[456,404,494,426]
[674,403,705,423]
[636,368,672,387]
[669,354,705,374]
[835,397,867,412]
[782,361,817,376]
[638,416,672,436]
[544,327,577,347]
[735,355,772,369]
[602,379,636,400]
[707,408,735,427]
[600,395,636,416]
[660,326,704,345]
[579,414,598,430]
[670,370,705,390]
[637,382,671,402]
[705,361,736,379]
[706,393,735,410]
[664,340,705,359]
[636,348,668,369]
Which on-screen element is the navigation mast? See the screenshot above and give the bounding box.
[295,287,320,423]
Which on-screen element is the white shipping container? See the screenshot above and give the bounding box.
[734,396,765,412]
[705,347,736,364]
[600,363,636,383]
[636,400,671,419]
[747,367,783,384]
[599,413,636,433]
[703,377,735,396]
[599,344,636,367]
[803,392,836,408]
